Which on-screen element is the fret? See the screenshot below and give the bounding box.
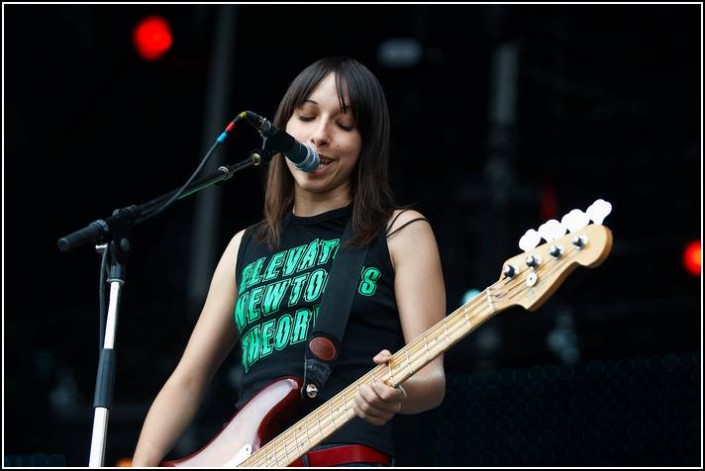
[485,287,494,311]
[404,347,413,377]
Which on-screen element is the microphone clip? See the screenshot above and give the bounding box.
[241,111,283,161]
[240,110,319,172]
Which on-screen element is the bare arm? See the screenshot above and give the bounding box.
[131,230,245,466]
[353,210,446,425]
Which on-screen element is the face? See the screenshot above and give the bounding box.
[284,72,362,199]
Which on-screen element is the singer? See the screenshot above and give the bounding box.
[132,57,446,467]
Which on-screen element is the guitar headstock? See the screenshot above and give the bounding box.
[494,199,614,312]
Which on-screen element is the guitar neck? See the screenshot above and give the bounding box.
[241,284,504,467]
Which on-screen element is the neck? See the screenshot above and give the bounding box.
[293,188,352,217]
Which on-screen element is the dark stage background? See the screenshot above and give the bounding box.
[4,4,702,467]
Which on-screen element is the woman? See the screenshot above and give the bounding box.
[132,56,446,467]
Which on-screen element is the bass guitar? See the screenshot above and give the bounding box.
[163,199,614,467]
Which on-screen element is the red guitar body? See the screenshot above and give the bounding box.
[161,377,302,467]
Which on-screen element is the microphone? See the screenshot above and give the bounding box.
[242,111,320,172]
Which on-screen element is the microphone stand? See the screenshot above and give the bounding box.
[58,147,271,467]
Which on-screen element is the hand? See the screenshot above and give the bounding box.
[352,350,408,426]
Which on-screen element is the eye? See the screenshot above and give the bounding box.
[337,122,354,131]
[297,115,315,122]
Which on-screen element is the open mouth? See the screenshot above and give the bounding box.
[318,156,334,167]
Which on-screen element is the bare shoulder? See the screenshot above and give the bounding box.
[224,228,247,253]
[230,227,248,246]
[386,208,432,239]
[215,228,249,270]
[386,209,439,268]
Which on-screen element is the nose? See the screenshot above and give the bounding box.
[308,119,331,148]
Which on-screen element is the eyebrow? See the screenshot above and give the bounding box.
[301,99,354,113]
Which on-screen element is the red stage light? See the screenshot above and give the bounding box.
[132,16,173,61]
[682,240,701,276]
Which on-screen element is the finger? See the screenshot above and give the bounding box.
[364,381,401,414]
[356,383,385,411]
[373,349,393,364]
[353,396,390,423]
[370,378,399,404]
[353,385,394,425]
[370,384,405,418]
[352,401,388,426]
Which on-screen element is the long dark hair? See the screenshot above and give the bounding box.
[260,57,396,248]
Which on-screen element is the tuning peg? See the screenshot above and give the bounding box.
[586,199,612,224]
[519,229,541,252]
[561,209,590,232]
[538,219,566,242]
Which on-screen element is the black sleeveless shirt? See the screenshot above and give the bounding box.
[233,204,403,455]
